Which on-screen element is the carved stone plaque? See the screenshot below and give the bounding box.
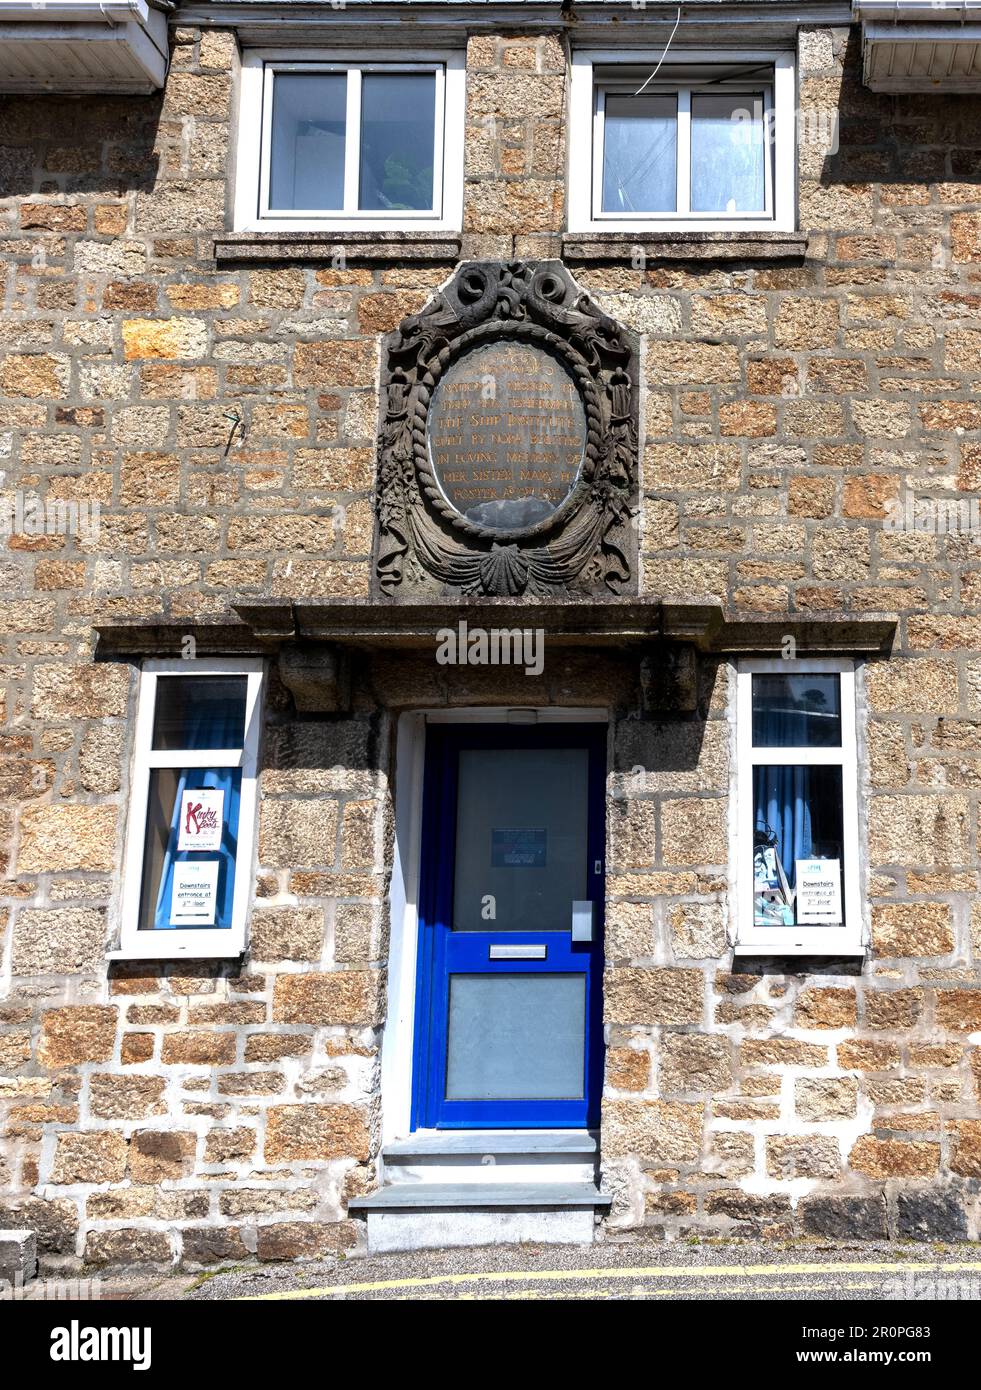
[374,260,639,599]
[427,342,587,532]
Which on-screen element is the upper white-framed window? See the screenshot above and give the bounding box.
[734,657,863,957]
[568,49,796,233]
[233,49,465,233]
[114,658,264,960]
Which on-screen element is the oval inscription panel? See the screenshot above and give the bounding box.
[427,342,587,532]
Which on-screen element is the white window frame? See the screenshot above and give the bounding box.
[233,49,466,233]
[568,49,797,234]
[113,658,264,961]
[733,657,864,957]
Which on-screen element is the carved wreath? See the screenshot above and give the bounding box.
[374,261,638,599]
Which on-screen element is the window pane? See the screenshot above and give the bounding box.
[152,677,247,751]
[602,93,677,213]
[270,73,346,210]
[359,72,436,211]
[446,974,586,1100]
[752,674,842,748]
[753,765,844,927]
[138,767,242,930]
[691,92,766,213]
[452,748,588,932]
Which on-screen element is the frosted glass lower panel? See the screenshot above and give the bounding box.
[445,974,586,1101]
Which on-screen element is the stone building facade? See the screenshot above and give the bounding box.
[2,1,981,1271]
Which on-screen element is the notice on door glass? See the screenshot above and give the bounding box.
[177,788,224,852]
[170,860,220,926]
[491,829,547,868]
[795,858,842,924]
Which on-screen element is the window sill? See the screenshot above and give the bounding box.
[107,945,245,962]
[214,230,462,266]
[562,231,809,264]
[732,942,865,960]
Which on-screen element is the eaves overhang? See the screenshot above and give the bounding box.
[854,0,981,91]
[0,0,169,93]
[174,1,853,47]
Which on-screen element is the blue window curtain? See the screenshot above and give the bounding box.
[753,766,813,893]
[152,701,243,931]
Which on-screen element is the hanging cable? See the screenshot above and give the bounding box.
[634,5,683,96]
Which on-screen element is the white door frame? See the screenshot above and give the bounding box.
[379,706,609,1145]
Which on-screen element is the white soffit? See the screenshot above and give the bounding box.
[0,0,168,93]
[855,1,981,91]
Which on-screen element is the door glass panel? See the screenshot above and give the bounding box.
[452,747,588,932]
[446,974,586,1100]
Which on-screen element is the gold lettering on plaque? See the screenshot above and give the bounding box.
[427,343,587,530]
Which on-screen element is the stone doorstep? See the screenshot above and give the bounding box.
[379,1130,602,1187]
[382,1129,600,1159]
[0,1229,38,1285]
[352,1186,610,1255]
[363,1207,599,1256]
[349,1183,612,1211]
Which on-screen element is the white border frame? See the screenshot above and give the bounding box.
[380,706,608,1145]
[113,658,264,961]
[591,80,775,223]
[569,49,797,234]
[234,48,465,233]
[733,658,864,957]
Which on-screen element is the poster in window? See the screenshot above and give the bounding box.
[491,829,547,868]
[795,858,842,925]
[177,788,224,852]
[169,860,221,926]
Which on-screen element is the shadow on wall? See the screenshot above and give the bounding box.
[613,652,722,783]
[0,92,164,199]
[818,28,981,193]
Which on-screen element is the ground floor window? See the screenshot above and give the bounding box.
[116,658,263,960]
[735,658,863,956]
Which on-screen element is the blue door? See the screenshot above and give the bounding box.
[412,723,606,1130]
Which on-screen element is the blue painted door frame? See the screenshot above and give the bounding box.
[411,722,606,1130]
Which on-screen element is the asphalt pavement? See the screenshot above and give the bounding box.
[111,1238,981,1302]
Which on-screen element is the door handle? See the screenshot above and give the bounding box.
[572,901,595,943]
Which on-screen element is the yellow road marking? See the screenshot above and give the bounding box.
[239,1259,981,1301]
[448,1279,887,1301]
